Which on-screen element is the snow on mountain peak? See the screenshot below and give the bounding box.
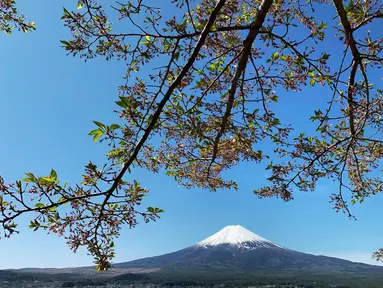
[196,225,284,250]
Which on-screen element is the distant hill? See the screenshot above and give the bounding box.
[113,272,150,282]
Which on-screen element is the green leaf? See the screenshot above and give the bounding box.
[109,124,121,130]
[140,35,151,45]
[25,172,35,178]
[271,118,281,126]
[34,203,45,208]
[174,52,180,61]
[77,2,83,9]
[195,23,204,30]
[115,96,131,109]
[154,207,164,213]
[61,8,72,19]
[322,53,330,60]
[60,40,70,46]
[310,79,315,86]
[93,121,106,130]
[49,205,58,212]
[50,169,58,180]
[318,126,327,133]
[24,172,37,183]
[270,95,279,102]
[40,176,55,184]
[318,22,328,30]
[29,220,39,231]
[271,52,279,60]
[115,100,128,109]
[88,129,103,142]
[209,63,218,71]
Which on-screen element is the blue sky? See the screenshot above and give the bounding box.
[0,0,383,269]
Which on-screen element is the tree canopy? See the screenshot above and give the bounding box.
[1,0,383,270]
[0,0,34,34]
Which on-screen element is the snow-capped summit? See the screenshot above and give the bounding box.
[196,225,284,250]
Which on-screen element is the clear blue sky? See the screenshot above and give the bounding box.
[1,0,383,269]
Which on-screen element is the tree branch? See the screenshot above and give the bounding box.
[207,0,274,181]
[100,0,228,204]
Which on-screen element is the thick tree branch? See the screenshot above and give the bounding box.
[100,0,228,204]
[333,0,366,137]
[207,0,274,181]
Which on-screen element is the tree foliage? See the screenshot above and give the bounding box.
[1,0,383,270]
[0,0,34,34]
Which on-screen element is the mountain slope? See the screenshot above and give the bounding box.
[115,225,382,272]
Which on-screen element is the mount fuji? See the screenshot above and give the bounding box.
[115,225,381,272]
[6,225,383,286]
